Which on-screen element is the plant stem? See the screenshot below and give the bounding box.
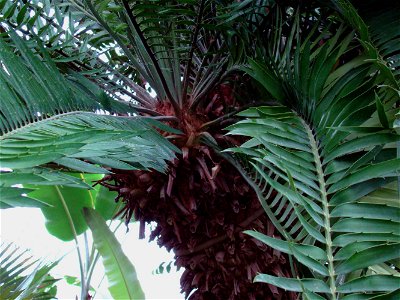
[83,231,91,297]
[304,120,336,300]
[55,186,86,300]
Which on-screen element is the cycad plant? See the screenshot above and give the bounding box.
[0,0,399,299]
[1,1,296,298]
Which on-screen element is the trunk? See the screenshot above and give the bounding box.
[98,84,296,299]
[100,152,296,300]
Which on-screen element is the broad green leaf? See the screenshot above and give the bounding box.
[94,185,120,221]
[83,208,145,300]
[25,174,102,241]
[64,275,95,292]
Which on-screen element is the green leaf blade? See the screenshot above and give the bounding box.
[83,208,145,300]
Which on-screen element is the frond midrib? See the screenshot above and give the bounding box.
[0,111,87,140]
[302,118,336,299]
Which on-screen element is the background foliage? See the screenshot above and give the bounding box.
[0,0,399,299]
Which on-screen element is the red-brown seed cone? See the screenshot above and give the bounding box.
[99,145,296,299]
[98,83,296,299]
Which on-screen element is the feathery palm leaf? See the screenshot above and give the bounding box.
[1,0,165,113]
[53,0,234,113]
[227,4,400,299]
[0,31,179,207]
[1,0,260,114]
[0,242,59,300]
[335,0,399,104]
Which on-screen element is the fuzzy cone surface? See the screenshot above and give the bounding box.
[99,85,295,300]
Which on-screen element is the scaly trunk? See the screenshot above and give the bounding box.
[98,84,296,299]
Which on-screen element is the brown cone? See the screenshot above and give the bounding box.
[98,83,296,299]
[99,144,296,299]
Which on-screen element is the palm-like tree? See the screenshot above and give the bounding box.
[1,1,295,298]
[0,0,399,299]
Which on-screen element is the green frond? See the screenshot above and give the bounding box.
[0,0,158,109]
[336,0,400,93]
[69,0,232,109]
[1,0,268,112]
[0,112,179,207]
[227,9,400,299]
[230,107,399,299]
[0,31,179,207]
[0,242,59,300]
[1,112,177,172]
[0,168,93,209]
[0,31,134,135]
